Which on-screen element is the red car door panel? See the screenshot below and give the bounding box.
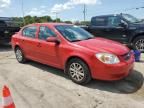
[36,26,61,67]
[20,26,39,60]
[21,38,39,60]
[36,40,61,67]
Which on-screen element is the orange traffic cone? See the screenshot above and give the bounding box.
[2,86,15,108]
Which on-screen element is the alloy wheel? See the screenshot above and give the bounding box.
[69,63,85,82]
[135,39,144,52]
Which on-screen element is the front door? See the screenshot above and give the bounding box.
[36,26,61,67]
[104,16,127,43]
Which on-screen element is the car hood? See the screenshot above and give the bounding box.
[74,38,129,55]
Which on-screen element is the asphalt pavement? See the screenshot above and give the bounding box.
[0,44,144,108]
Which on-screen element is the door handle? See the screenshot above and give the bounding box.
[21,40,24,43]
[115,27,123,29]
[37,43,42,47]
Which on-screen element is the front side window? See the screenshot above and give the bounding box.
[55,25,94,42]
[22,26,37,38]
[107,16,121,27]
[38,26,56,40]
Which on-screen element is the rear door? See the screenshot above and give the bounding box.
[20,25,39,59]
[89,16,108,38]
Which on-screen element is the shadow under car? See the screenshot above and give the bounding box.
[27,61,143,94]
[86,70,144,94]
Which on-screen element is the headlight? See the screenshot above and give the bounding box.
[95,53,120,64]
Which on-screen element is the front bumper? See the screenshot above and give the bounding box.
[90,54,134,81]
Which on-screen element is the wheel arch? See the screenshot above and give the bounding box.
[14,45,21,51]
[64,56,91,74]
[131,33,144,43]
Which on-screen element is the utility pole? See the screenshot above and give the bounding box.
[21,0,25,25]
[83,4,86,22]
[53,12,59,22]
[56,12,58,22]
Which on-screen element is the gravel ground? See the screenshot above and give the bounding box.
[0,44,144,108]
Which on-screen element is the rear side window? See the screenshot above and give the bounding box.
[38,26,56,40]
[91,17,107,26]
[22,26,37,38]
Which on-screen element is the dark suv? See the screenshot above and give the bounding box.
[82,14,144,52]
[0,17,20,44]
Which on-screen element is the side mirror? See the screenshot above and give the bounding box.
[46,37,60,44]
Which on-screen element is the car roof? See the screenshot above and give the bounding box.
[28,23,73,27]
[92,14,120,18]
[91,13,132,19]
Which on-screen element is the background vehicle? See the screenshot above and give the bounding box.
[11,23,134,85]
[0,17,20,44]
[82,13,144,52]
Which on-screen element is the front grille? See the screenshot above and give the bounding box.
[121,51,131,61]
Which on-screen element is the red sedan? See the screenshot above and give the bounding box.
[11,23,134,84]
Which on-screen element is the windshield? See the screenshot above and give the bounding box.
[122,14,140,23]
[55,25,94,42]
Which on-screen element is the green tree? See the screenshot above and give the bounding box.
[43,16,53,22]
[13,16,73,26]
[80,21,90,25]
[53,18,61,22]
[46,16,53,22]
[24,16,35,25]
[33,16,41,23]
[64,21,72,24]
[12,17,23,27]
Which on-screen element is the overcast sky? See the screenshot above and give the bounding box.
[0,0,144,21]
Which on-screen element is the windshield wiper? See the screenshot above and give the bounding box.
[71,37,95,42]
[71,39,83,42]
[85,37,95,40]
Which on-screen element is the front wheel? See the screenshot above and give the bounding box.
[66,58,91,85]
[133,36,144,52]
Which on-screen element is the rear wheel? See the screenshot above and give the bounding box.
[133,36,144,52]
[15,47,26,63]
[66,58,91,85]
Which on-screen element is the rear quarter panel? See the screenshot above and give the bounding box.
[11,32,22,51]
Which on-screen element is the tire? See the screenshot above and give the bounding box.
[15,47,26,63]
[133,36,144,52]
[66,58,91,85]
